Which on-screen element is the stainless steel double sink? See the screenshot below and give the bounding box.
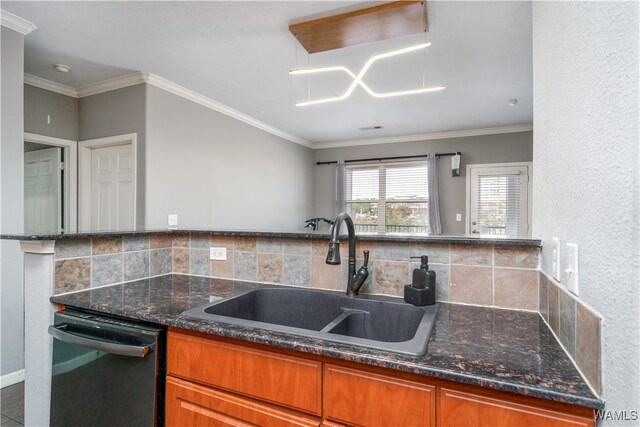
[182,287,438,356]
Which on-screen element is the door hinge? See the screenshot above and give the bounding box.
[58,161,65,171]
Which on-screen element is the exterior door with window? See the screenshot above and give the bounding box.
[467,163,531,236]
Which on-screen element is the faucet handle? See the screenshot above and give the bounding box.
[362,250,370,267]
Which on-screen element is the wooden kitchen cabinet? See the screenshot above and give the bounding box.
[166,376,321,427]
[324,364,435,426]
[166,329,595,427]
[438,387,595,427]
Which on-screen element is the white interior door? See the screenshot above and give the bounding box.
[468,163,531,237]
[91,144,134,231]
[24,147,62,234]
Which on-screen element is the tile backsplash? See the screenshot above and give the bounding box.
[539,270,603,395]
[53,233,541,312]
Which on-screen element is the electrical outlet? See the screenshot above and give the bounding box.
[210,247,227,261]
[167,214,178,229]
[552,237,561,281]
[565,243,579,296]
[456,213,462,222]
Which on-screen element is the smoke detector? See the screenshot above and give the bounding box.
[53,64,70,73]
[507,98,518,107]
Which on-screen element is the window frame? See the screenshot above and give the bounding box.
[345,160,430,234]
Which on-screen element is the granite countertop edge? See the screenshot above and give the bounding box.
[49,293,603,410]
[2,229,541,247]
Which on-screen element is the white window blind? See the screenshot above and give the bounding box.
[345,162,429,233]
[475,174,522,235]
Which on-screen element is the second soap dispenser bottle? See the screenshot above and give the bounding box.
[404,255,436,306]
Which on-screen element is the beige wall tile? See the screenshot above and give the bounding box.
[258,253,283,283]
[172,248,190,274]
[374,242,411,261]
[211,256,234,279]
[494,268,538,310]
[311,256,343,291]
[548,281,560,335]
[451,244,493,265]
[311,239,330,256]
[494,246,540,269]
[150,234,173,249]
[450,265,493,305]
[55,258,90,294]
[92,237,123,255]
[410,242,450,264]
[172,233,191,248]
[211,235,235,251]
[284,239,311,255]
[576,303,602,395]
[235,236,256,252]
[373,260,410,297]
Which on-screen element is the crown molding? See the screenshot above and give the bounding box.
[1,10,36,35]
[142,73,312,148]
[75,72,146,98]
[311,124,534,149]
[24,74,78,98]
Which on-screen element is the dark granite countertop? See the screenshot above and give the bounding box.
[50,274,601,410]
[1,228,541,247]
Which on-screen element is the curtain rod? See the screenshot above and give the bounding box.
[315,152,461,166]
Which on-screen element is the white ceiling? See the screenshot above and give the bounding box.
[3,1,533,145]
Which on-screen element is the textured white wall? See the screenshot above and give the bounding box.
[532,1,639,423]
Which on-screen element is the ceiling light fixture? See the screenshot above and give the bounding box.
[507,98,518,107]
[290,42,445,107]
[53,63,70,73]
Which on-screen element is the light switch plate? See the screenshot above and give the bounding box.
[210,247,227,261]
[167,214,178,229]
[552,237,561,281]
[456,213,462,222]
[565,243,579,296]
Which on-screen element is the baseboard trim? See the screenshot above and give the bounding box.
[0,369,24,388]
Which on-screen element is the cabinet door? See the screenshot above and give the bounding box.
[168,331,322,415]
[324,364,435,426]
[166,376,321,427]
[439,388,595,427]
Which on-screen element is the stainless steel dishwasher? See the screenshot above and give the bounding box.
[48,309,165,427]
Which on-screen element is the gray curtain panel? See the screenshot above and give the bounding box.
[336,159,346,216]
[427,153,442,234]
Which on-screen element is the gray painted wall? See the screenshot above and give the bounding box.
[79,84,146,229]
[1,27,25,377]
[532,1,639,422]
[145,85,313,231]
[24,84,78,140]
[312,132,533,234]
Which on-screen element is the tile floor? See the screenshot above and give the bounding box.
[0,382,24,426]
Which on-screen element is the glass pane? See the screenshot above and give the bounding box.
[476,174,521,235]
[385,202,429,234]
[347,202,378,233]
[385,163,427,201]
[346,167,379,201]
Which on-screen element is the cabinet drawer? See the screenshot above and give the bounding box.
[438,388,595,427]
[168,331,322,415]
[166,376,321,427]
[324,364,435,426]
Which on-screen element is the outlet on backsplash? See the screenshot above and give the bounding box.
[210,247,227,261]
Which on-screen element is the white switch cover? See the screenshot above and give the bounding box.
[167,214,178,229]
[552,237,561,281]
[456,214,462,222]
[210,247,227,261]
[565,243,579,296]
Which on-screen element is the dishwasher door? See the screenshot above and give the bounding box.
[49,310,165,427]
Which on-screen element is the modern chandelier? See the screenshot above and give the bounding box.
[290,42,445,107]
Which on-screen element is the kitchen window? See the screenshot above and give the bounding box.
[345,161,429,234]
